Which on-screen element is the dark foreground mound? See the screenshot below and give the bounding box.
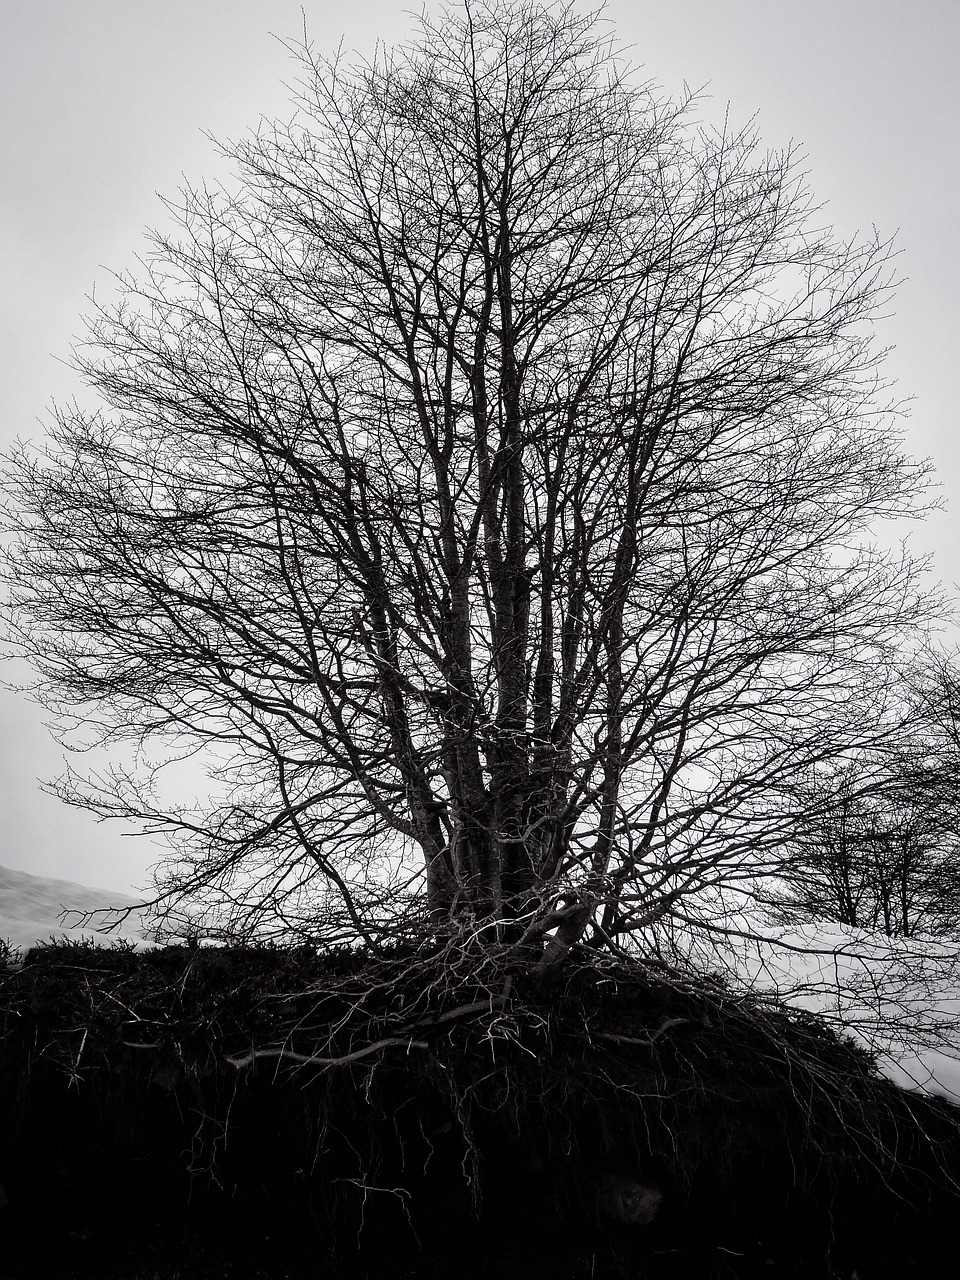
[0,939,957,1278]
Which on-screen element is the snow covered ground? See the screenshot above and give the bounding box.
[715,919,960,1104]
[0,861,152,953]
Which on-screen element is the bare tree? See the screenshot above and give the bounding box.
[1,1,938,956]
[774,756,960,939]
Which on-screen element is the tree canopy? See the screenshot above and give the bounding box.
[1,1,939,956]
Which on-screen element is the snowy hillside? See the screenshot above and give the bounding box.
[720,920,960,1104]
[0,862,151,952]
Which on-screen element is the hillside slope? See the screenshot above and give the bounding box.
[0,862,149,951]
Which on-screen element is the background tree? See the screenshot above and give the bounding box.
[774,754,960,939]
[1,1,938,956]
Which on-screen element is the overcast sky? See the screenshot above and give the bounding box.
[1,0,958,894]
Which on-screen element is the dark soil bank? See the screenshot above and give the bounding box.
[1,942,957,1278]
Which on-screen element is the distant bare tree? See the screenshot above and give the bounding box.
[774,756,960,939]
[1,2,938,956]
